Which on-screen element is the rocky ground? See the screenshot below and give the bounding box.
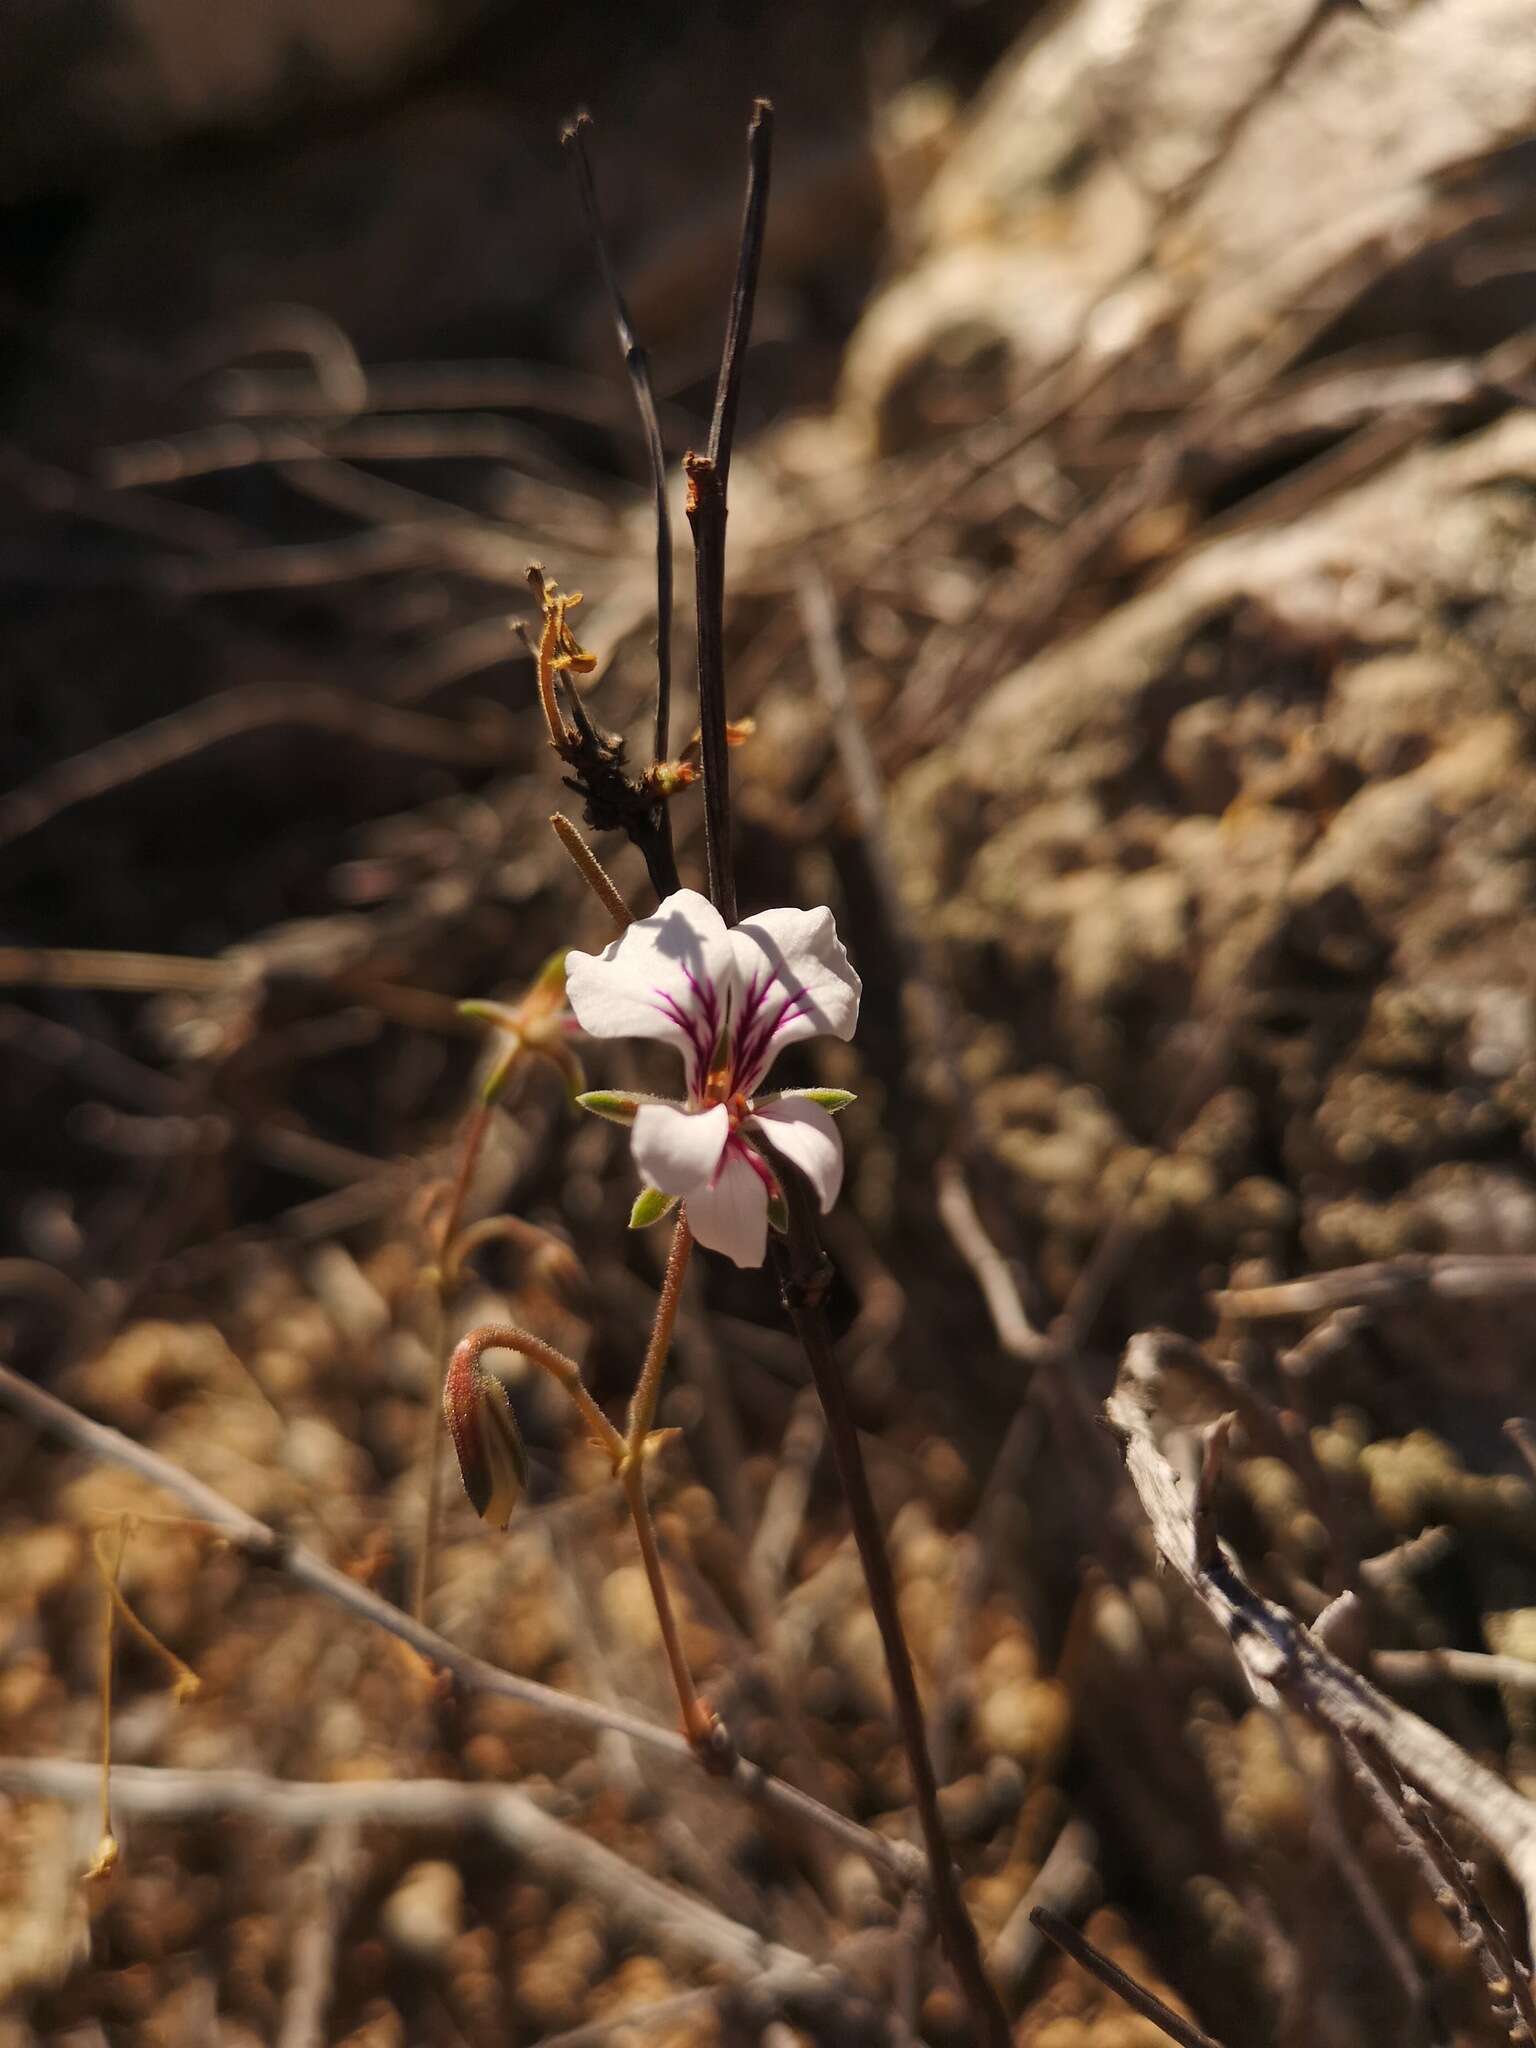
[4,4,1536,2045]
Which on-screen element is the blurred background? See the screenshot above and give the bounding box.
[6,2,1536,2044]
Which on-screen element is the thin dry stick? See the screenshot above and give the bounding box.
[1217,1254,1536,1319]
[1507,1417,1536,1488]
[1107,1333,1536,1925]
[0,1357,917,1886]
[988,1819,1101,2003]
[1337,1734,1536,2042]
[90,1520,127,1877]
[0,946,239,996]
[276,1820,363,2048]
[1373,1647,1536,1695]
[1029,1907,1229,2048]
[0,1758,820,1986]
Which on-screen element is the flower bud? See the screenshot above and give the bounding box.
[443,1347,528,1530]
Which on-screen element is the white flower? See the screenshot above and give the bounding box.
[567,889,860,1267]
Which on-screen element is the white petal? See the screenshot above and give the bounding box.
[750,1096,844,1213]
[632,1101,730,1196]
[685,1145,769,1267]
[726,906,861,1092]
[566,889,737,1095]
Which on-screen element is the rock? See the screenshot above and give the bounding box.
[0,2,493,198]
[381,1861,464,1963]
[839,0,1536,448]
[896,416,1536,1341]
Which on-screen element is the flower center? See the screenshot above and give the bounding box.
[701,1065,752,1122]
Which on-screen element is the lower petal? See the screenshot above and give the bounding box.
[685,1147,769,1268]
[633,1101,730,1196]
[750,1096,843,1213]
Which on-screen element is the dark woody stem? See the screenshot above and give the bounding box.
[682,97,771,925]
[760,1140,1013,2048]
[681,101,1010,2046]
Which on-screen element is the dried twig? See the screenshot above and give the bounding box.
[987,1818,1101,2002]
[1337,1735,1536,2042]
[1507,1417,1536,1489]
[0,1358,918,1887]
[1373,1647,1536,1695]
[276,1820,363,2048]
[1217,1256,1536,1319]
[0,1758,814,1983]
[1107,1333,1536,1925]
[1029,1906,1229,2048]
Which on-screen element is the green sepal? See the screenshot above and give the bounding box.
[532,948,570,997]
[459,998,519,1029]
[480,1038,523,1105]
[766,1191,789,1235]
[629,1187,679,1230]
[576,1090,645,1125]
[779,1087,856,1114]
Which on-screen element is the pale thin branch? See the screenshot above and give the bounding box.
[1217,1256,1536,1319]
[1373,1647,1536,1695]
[933,1156,1049,1364]
[987,1818,1101,2002]
[2,1756,908,2041]
[530,1989,715,2048]
[0,1759,803,1981]
[276,1820,363,2048]
[747,1388,825,1608]
[0,946,239,995]
[209,357,693,438]
[1108,1333,1536,1927]
[1336,1734,1536,2042]
[0,1359,919,1889]
[1507,1417,1536,1488]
